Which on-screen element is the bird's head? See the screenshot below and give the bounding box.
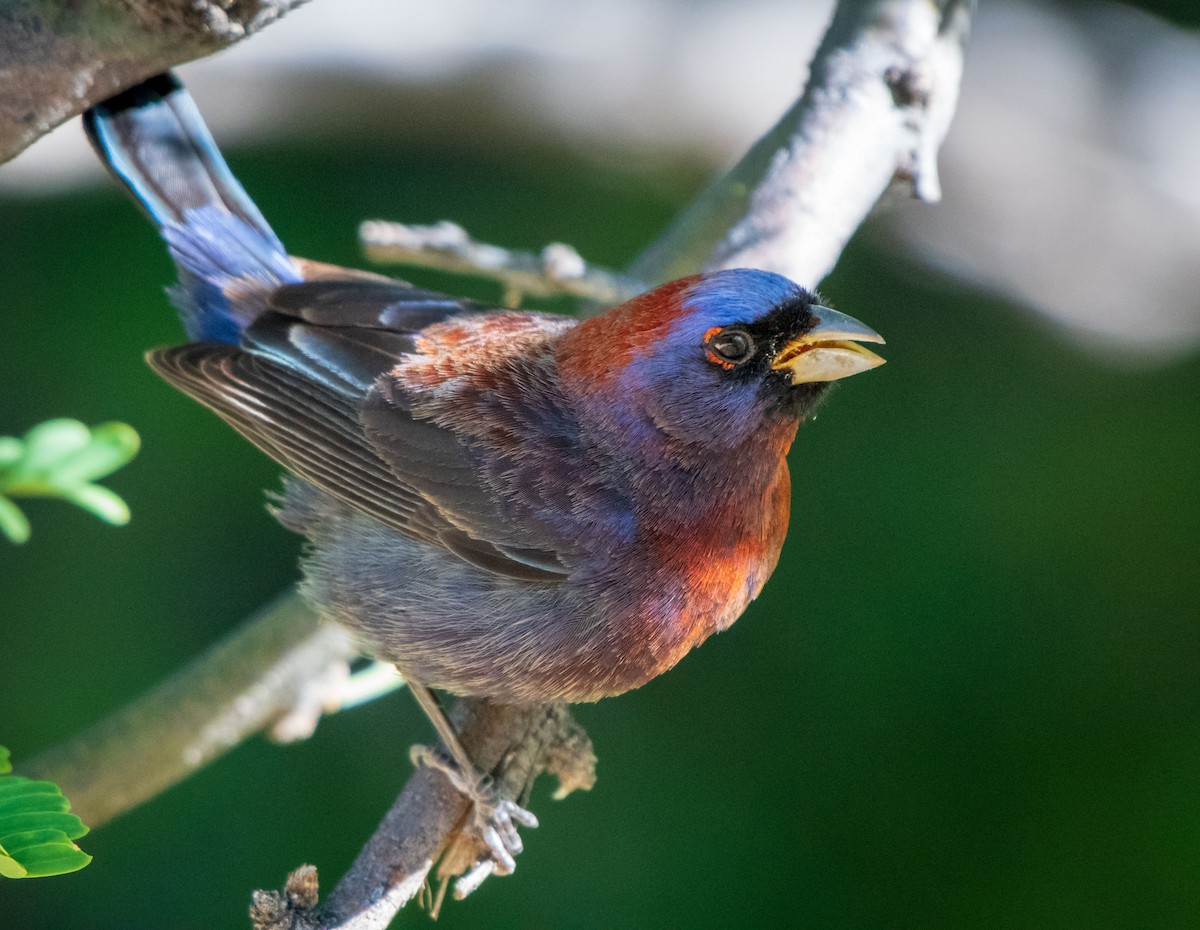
[558,268,884,449]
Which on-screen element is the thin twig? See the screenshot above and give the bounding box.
[359,220,644,307]
[329,662,406,714]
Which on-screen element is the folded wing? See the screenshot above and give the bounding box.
[149,274,578,581]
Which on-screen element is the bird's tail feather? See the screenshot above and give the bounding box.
[83,72,299,343]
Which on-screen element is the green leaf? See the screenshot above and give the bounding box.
[0,420,140,541]
[0,778,68,812]
[0,747,91,879]
[0,438,22,468]
[15,420,91,477]
[60,484,131,526]
[0,829,92,878]
[44,422,141,487]
[0,852,26,878]
[0,496,30,544]
[0,810,86,838]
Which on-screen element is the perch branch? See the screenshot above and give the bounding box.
[277,1,973,922]
[249,702,595,930]
[0,0,309,164]
[359,220,644,307]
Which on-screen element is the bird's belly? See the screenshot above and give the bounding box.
[279,482,780,703]
[281,485,662,701]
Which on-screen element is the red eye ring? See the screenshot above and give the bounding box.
[703,326,754,369]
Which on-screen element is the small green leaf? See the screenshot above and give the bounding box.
[0,420,140,540]
[0,810,86,839]
[16,420,91,476]
[0,829,92,878]
[45,422,141,486]
[60,484,131,526]
[0,850,27,878]
[0,438,22,468]
[0,496,30,544]
[0,747,91,878]
[0,781,66,820]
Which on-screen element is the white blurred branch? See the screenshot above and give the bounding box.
[632,0,973,287]
[360,0,974,312]
[9,0,1200,357]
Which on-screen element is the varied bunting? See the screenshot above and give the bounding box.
[83,73,884,868]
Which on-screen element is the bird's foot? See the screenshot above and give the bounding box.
[410,744,539,876]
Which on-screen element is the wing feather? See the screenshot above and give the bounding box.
[149,276,574,579]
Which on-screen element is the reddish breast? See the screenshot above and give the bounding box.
[626,444,796,682]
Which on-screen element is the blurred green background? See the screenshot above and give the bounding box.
[3,16,1200,930]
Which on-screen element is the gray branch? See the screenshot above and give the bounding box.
[360,220,645,307]
[270,3,974,925]
[23,592,356,827]
[0,0,309,164]
[249,703,596,930]
[629,0,973,288]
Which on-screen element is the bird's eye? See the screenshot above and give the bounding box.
[704,327,755,368]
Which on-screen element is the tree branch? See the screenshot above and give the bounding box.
[288,3,973,923]
[249,703,595,930]
[252,3,974,925]
[0,0,309,164]
[629,0,973,288]
[22,591,355,828]
[359,220,644,307]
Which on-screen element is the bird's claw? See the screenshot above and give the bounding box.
[410,744,538,880]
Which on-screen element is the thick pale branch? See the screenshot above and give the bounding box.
[304,2,972,919]
[629,0,973,288]
[0,0,308,164]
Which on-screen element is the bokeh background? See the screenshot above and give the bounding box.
[2,1,1198,927]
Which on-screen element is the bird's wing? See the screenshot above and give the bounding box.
[148,273,579,581]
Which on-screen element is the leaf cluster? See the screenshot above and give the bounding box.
[0,746,91,878]
[0,419,140,543]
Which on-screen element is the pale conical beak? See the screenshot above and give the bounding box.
[770,305,886,384]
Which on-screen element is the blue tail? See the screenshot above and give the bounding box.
[83,73,300,343]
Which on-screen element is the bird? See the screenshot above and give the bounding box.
[83,72,884,872]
